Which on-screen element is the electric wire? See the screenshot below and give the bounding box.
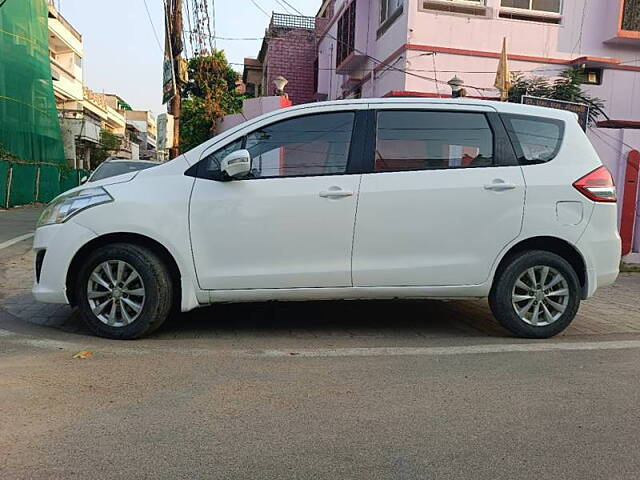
[143,0,163,52]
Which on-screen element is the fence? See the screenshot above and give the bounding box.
[0,160,89,208]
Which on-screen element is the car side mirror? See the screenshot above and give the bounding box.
[220,149,251,179]
[80,176,88,184]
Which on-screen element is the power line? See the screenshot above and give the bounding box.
[571,0,588,56]
[242,0,493,94]
[273,0,294,14]
[143,0,163,52]
[589,129,621,155]
[594,127,638,152]
[279,0,304,15]
[183,31,264,40]
[249,0,270,17]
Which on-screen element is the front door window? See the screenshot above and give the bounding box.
[245,112,355,178]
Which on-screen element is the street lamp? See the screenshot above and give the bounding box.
[447,75,466,98]
[273,76,288,96]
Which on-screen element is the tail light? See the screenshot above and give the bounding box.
[573,166,617,203]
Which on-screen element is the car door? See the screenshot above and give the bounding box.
[189,108,364,290]
[352,105,526,287]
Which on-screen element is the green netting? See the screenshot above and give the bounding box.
[0,160,8,207]
[59,170,76,192]
[8,163,37,207]
[0,0,65,164]
[37,164,60,202]
[60,170,89,192]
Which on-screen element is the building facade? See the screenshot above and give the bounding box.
[48,1,149,168]
[125,110,158,161]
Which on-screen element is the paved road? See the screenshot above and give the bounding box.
[1,205,640,479]
[0,205,40,244]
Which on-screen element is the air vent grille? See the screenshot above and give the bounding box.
[421,0,488,16]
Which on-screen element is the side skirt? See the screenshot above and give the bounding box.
[206,284,490,304]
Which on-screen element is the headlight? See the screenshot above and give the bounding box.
[37,187,113,227]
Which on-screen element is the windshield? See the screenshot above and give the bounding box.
[89,161,157,182]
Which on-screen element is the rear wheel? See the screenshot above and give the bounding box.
[76,243,173,339]
[489,250,581,338]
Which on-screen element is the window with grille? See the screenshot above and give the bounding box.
[336,1,356,67]
[622,0,640,32]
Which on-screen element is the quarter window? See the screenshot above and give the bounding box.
[501,114,564,164]
[374,111,494,172]
[245,112,355,178]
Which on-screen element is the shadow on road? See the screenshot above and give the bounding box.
[155,298,506,339]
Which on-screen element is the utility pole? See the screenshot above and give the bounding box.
[166,0,183,159]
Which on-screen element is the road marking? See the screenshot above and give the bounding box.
[238,340,640,358]
[0,233,34,250]
[2,325,640,359]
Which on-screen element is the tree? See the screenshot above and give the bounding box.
[0,142,17,162]
[91,129,121,168]
[508,68,606,125]
[179,50,244,153]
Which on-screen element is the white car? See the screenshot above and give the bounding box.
[33,99,621,339]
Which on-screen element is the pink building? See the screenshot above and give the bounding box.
[314,0,640,260]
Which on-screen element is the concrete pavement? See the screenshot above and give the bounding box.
[1,205,640,479]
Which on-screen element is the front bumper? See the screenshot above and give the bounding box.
[32,221,98,304]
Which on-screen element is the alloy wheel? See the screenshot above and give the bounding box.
[86,260,146,327]
[511,265,570,327]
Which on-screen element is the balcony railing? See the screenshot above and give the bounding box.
[270,13,315,30]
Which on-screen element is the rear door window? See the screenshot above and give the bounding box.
[501,114,564,164]
[374,111,495,171]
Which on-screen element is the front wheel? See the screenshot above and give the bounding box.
[76,243,173,339]
[489,250,581,338]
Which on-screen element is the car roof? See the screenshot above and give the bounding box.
[275,97,575,120]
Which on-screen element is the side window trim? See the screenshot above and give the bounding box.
[486,112,519,167]
[366,109,500,174]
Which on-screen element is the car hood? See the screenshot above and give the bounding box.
[63,171,140,197]
[57,156,190,201]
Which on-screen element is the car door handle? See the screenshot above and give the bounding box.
[319,188,353,198]
[484,181,517,192]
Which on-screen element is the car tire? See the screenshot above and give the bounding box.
[489,250,581,339]
[75,243,173,339]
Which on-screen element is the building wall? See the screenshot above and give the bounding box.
[264,29,318,105]
[317,0,411,100]
[48,4,84,108]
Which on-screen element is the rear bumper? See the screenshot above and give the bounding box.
[32,221,97,304]
[576,203,621,298]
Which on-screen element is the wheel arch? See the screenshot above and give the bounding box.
[492,236,588,299]
[66,232,182,308]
